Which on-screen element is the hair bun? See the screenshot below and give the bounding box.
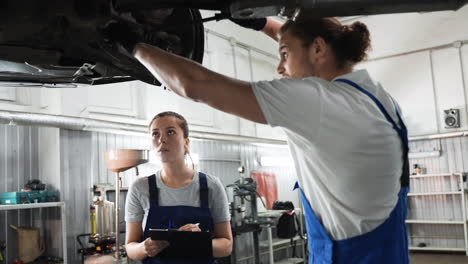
[339,21,371,64]
[350,21,369,36]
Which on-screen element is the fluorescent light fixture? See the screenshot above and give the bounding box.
[260,156,294,167]
[408,150,441,159]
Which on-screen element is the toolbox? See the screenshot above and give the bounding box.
[1,190,59,204]
[46,191,59,202]
[0,192,29,204]
[26,190,48,203]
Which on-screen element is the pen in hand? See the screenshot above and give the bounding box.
[179,222,201,232]
[192,223,200,232]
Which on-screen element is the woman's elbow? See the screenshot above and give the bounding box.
[224,239,233,256]
[216,238,233,257]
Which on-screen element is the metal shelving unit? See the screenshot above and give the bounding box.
[0,202,68,263]
[258,209,306,264]
[406,172,467,255]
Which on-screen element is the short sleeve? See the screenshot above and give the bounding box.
[251,78,323,136]
[209,177,231,223]
[125,179,145,223]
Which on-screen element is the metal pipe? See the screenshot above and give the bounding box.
[0,110,287,145]
[429,49,442,134]
[367,40,468,63]
[253,230,260,264]
[115,172,121,260]
[409,131,468,141]
[6,104,468,143]
[267,226,273,264]
[0,110,147,135]
[458,43,468,125]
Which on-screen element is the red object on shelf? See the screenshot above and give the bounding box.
[251,172,278,209]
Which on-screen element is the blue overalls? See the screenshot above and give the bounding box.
[295,78,410,263]
[142,172,215,264]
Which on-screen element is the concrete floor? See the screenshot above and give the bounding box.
[410,252,468,264]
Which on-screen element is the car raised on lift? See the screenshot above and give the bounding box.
[0,0,467,87]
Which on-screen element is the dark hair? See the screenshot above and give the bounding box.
[280,17,371,69]
[148,111,189,138]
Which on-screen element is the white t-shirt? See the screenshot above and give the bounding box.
[125,171,231,230]
[252,69,404,240]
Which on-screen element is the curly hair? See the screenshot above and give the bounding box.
[280,17,371,69]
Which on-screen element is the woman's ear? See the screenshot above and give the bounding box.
[184,138,190,154]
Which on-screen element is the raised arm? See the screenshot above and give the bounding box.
[261,17,284,42]
[133,43,267,124]
[231,17,284,42]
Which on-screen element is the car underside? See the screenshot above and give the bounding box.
[0,0,467,87]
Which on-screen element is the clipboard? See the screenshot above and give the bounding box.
[149,228,213,259]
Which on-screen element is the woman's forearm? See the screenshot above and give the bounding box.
[212,237,233,258]
[129,238,232,259]
[126,242,146,261]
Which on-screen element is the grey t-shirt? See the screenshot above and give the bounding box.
[125,170,230,229]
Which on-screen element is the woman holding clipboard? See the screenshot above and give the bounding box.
[124,111,233,263]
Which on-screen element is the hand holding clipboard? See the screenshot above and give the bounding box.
[149,223,213,259]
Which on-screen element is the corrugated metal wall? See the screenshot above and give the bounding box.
[60,129,94,264]
[0,125,40,263]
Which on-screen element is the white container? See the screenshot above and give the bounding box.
[257,197,267,213]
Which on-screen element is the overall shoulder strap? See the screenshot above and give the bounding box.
[148,174,159,204]
[198,172,209,208]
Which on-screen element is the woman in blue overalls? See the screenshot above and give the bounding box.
[124,111,232,263]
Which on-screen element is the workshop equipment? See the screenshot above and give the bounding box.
[1,178,59,205]
[77,184,124,262]
[1,192,28,204]
[0,190,58,204]
[24,179,46,191]
[91,185,116,243]
[104,149,148,260]
[78,184,116,261]
[0,191,58,204]
[224,166,262,264]
[77,150,147,262]
[10,225,45,263]
[0,241,5,263]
